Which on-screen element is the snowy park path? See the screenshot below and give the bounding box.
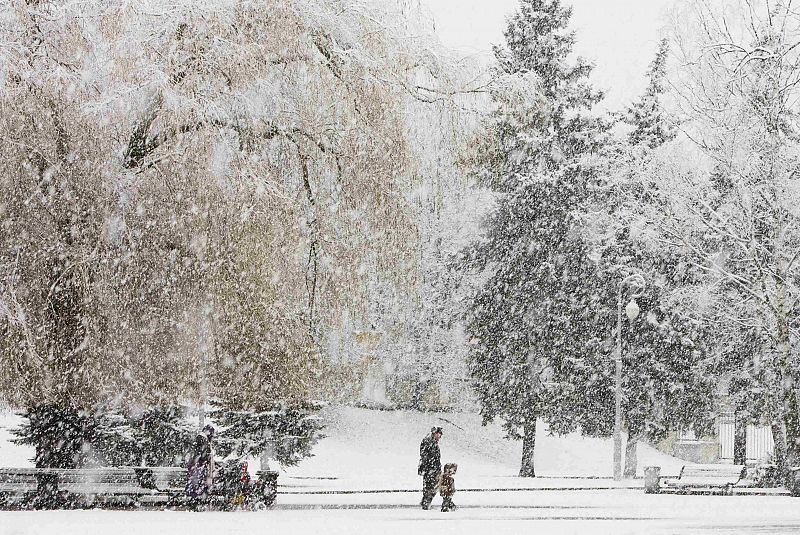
[3,489,800,535]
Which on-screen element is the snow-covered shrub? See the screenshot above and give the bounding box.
[11,405,138,468]
[129,406,196,467]
[12,404,199,467]
[212,401,325,467]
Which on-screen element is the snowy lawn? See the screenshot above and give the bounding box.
[279,406,687,491]
[4,406,795,534]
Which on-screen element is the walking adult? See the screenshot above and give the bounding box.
[185,424,216,508]
[418,426,443,510]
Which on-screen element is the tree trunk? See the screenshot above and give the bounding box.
[519,418,537,477]
[774,341,794,480]
[771,420,788,478]
[260,426,276,472]
[775,240,795,480]
[781,384,800,475]
[299,152,319,338]
[623,433,638,479]
[790,383,800,468]
[521,348,540,478]
[733,411,747,465]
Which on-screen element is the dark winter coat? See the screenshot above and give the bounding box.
[440,463,457,498]
[418,434,441,476]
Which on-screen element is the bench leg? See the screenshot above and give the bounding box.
[644,467,661,494]
[34,473,61,509]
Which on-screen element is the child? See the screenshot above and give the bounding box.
[439,463,458,512]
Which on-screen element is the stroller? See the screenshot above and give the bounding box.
[208,459,278,510]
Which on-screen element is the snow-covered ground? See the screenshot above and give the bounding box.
[3,485,800,535]
[4,406,800,535]
[280,406,686,491]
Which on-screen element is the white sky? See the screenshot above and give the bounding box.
[420,0,678,110]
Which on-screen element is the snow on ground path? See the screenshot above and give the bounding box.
[3,490,800,535]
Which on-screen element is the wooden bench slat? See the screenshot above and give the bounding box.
[57,486,155,495]
[681,469,743,476]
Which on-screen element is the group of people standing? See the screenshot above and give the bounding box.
[418,426,457,512]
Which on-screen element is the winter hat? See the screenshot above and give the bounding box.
[202,424,215,438]
[431,426,443,435]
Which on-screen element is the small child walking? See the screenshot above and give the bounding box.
[439,463,458,512]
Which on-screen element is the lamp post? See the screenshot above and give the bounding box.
[198,300,213,430]
[613,274,645,481]
[199,350,208,429]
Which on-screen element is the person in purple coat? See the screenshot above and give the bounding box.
[185,424,215,508]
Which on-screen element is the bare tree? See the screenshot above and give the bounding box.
[642,0,800,478]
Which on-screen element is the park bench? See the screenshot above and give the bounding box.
[0,465,278,508]
[0,468,38,505]
[647,464,747,495]
[0,467,186,507]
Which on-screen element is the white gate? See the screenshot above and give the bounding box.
[717,413,774,462]
[746,424,774,461]
[718,413,735,461]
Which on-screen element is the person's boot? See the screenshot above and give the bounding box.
[421,495,432,510]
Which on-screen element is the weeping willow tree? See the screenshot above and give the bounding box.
[0,0,441,414]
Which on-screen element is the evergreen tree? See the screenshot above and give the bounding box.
[570,245,717,477]
[211,400,325,467]
[560,40,715,478]
[622,39,676,149]
[465,0,607,477]
[12,404,200,468]
[130,406,196,467]
[12,405,139,468]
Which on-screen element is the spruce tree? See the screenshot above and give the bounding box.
[12,405,139,468]
[211,400,325,467]
[130,406,196,466]
[622,39,675,149]
[570,244,717,478]
[549,41,713,477]
[569,40,714,478]
[465,0,607,477]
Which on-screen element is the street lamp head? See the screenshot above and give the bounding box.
[625,299,640,321]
